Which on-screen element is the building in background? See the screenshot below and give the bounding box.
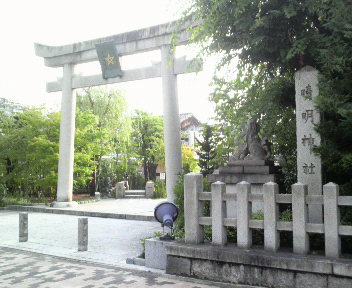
[179,113,203,147]
[156,113,202,179]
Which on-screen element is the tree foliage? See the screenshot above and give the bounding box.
[182,145,200,173]
[0,108,100,197]
[132,110,164,183]
[76,87,132,193]
[0,88,132,197]
[196,124,217,176]
[183,0,352,190]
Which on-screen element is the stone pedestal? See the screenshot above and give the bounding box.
[145,181,155,198]
[95,192,101,200]
[145,238,176,270]
[145,238,167,270]
[51,201,78,208]
[116,182,125,198]
[208,159,276,217]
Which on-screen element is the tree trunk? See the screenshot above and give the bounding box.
[89,170,96,196]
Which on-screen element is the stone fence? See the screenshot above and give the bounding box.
[184,173,352,258]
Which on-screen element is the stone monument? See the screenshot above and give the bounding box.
[295,66,322,223]
[208,119,276,215]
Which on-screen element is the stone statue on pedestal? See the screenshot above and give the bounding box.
[232,119,272,161]
[208,119,275,216]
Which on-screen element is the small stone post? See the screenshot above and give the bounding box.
[184,173,204,244]
[292,183,309,254]
[78,218,88,251]
[263,182,279,252]
[212,181,227,245]
[145,181,155,198]
[116,181,125,198]
[237,181,252,249]
[19,212,28,242]
[95,192,101,200]
[323,182,340,258]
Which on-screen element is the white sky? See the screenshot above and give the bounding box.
[0,0,217,123]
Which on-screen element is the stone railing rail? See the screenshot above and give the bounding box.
[184,173,352,258]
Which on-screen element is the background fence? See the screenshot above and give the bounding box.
[184,173,352,258]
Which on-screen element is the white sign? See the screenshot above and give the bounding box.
[160,173,166,180]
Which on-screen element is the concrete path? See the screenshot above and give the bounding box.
[0,211,162,267]
[67,198,164,215]
[0,210,263,287]
[5,198,166,221]
[0,247,259,288]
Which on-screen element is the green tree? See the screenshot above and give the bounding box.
[0,105,113,198]
[196,124,217,176]
[132,110,164,183]
[182,145,200,173]
[182,0,352,191]
[0,109,60,197]
[76,87,132,194]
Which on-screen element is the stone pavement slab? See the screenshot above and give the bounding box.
[0,211,162,267]
[0,247,260,288]
[63,199,164,216]
[6,199,166,221]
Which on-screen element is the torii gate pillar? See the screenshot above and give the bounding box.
[55,63,78,207]
[161,45,182,202]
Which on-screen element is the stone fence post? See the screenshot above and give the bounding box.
[237,181,252,249]
[116,181,125,198]
[212,181,227,245]
[78,218,88,251]
[263,182,279,252]
[145,181,155,198]
[184,173,204,244]
[19,212,28,242]
[292,183,309,254]
[324,182,340,258]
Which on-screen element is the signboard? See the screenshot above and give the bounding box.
[95,41,123,79]
[160,173,166,180]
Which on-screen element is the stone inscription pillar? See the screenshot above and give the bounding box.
[295,66,322,223]
[56,63,78,207]
[161,45,182,202]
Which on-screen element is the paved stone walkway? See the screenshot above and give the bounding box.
[0,211,162,267]
[61,198,164,216]
[0,247,260,288]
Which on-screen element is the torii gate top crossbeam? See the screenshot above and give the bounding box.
[34,18,196,68]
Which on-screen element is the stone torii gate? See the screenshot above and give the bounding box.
[34,20,200,207]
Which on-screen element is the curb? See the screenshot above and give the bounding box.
[4,205,156,222]
[126,257,146,266]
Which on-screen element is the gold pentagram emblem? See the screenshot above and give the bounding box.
[104,53,115,66]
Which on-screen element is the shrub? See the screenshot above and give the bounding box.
[0,196,31,207]
[153,179,166,199]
